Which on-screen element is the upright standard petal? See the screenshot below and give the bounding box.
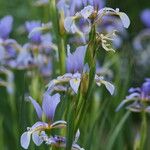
[29,96,43,119]
[42,93,60,121]
[0,15,13,39]
[66,45,87,73]
[20,132,31,149]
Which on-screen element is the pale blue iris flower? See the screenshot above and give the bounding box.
[116,79,150,112]
[20,92,66,149]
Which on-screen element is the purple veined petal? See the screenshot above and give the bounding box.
[70,78,81,94]
[45,136,56,145]
[0,15,13,39]
[20,131,31,149]
[32,131,43,146]
[80,5,94,19]
[42,92,60,121]
[73,72,81,78]
[64,17,79,33]
[118,12,130,28]
[64,17,74,32]
[63,73,73,78]
[29,96,43,119]
[46,136,66,147]
[30,121,48,131]
[102,80,115,95]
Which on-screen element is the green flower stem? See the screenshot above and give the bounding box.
[74,26,97,133]
[49,0,66,75]
[66,96,76,150]
[139,112,147,150]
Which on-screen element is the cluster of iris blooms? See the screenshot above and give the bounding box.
[3,0,148,149]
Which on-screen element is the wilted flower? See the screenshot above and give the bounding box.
[20,92,67,149]
[116,79,150,112]
[97,30,117,52]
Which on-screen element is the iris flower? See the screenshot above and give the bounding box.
[116,79,150,112]
[20,92,66,149]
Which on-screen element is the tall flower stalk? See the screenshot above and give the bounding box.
[49,0,66,74]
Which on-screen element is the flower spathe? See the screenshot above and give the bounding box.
[20,93,67,149]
